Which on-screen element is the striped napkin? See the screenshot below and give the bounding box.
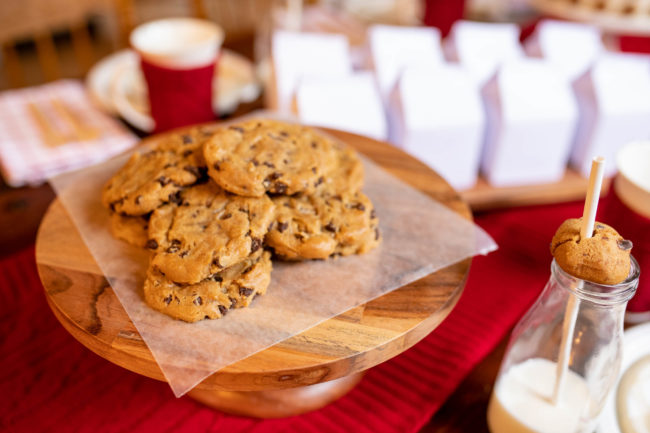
[0,79,137,187]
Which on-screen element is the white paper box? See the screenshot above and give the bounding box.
[296,72,388,141]
[571,52,650,177]
[525,20,603,81]
[368,24,443,104]
[391,64,485,190]
[481,59,578,187]
[445,20,524,86]
[272,31,352,112]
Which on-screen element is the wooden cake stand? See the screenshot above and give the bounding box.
[36,128,472,418]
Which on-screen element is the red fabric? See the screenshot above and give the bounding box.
[600,189,650,312]
[423,0,465,37]
[618,35,650,54]
[141,59,217,133]
[1,201,585,433]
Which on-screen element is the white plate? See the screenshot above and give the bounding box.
[598,322,650,433]
[86,48,262,132]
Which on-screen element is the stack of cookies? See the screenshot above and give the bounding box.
[102,119,380,322]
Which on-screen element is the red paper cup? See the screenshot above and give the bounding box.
[130,18,224,132]
[601,141,650,322]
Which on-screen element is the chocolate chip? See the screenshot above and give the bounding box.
[332,195,342,201]
[204,315,210,320]
[157,176,171,186]
[213,162,221,171]
[595,224,605,229]
[220,213,232,220]
[163,295,172,305]
[295,233,305,241]
[283,159,289,165]
[146,239,158,250]
[251,159,259,166]
[229,297,237,308]
[324,221,336,232]
[239,287,254,297]
[168,191,182,205]
[180,251,189,258]
[274,182,288,194]
[167,245,180,253]
[211,274,223,282]
[618,239,633,251]
[212,258,222,268]
[250,237,262,253]
[109,198,124,212]
[194,296,203,306]
[352,203,366,211]
[311,167,317,174]
[280,131,289,137]
[135,195,142,205]
[183,165,202,177]
[277,222,288,233]
[370,209,377,219]
[182,134,193,144]
[229,126,244,133]
[311,141,317,148]
[263,161,275,168]
[269,172,282,180]
[314,176,324,187]
[218,305,228,315]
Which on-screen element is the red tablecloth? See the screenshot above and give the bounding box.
[1,201,584,433]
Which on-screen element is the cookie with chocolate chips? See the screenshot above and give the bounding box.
[266,191,380,260]
[109,212,149,248]
[144,250,272,322]
[101,127,212,216]
[551,218,632,285]
[147,181,275,284]
[203,119,338,197]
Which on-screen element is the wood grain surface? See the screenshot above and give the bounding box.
[35,127,472,413]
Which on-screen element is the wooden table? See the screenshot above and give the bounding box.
[34,128,475,419]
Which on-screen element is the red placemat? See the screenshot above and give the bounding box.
[0,201,583,433]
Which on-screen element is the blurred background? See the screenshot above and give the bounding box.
[1,0,649,251]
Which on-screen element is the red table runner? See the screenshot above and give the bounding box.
[1,201,584,432]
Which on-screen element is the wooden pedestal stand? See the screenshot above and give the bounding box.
[36,128,472,418]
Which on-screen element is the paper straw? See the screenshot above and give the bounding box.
[552,156,605,405]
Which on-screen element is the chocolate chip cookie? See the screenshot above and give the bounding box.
[266,191,380,260]
[551,218,632,285]
[317,141,364,195]
[101,128,211,216]
[147,181,275,284]
[144,250,272,322]
[203,119,338,197]
[109,212,149,248]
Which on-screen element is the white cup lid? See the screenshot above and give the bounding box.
[130,18,224,69]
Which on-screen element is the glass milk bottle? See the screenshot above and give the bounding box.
[487,257,640,433]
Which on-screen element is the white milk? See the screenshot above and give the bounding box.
[488,358,594,433]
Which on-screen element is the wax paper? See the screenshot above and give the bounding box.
[48,133,497,397]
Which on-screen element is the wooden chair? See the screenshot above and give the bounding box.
[0,0,115,88]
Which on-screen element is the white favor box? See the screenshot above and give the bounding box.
[481,59,578,187]
[295,72,388,141]
[445,20,524,86]
[525,20,603,81]
[572,53,650,177]
[368,24,444,104]
[391,64,485,190]
[272,31,352,112]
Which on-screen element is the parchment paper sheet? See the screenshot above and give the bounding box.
[49,150,497,397]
